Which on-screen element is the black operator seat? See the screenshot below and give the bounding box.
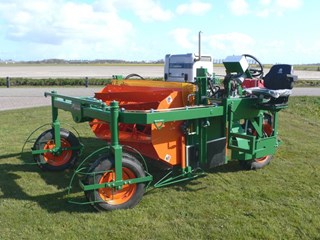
[264,64,297,90]
[263,64,298,105]
[243,64,298,106]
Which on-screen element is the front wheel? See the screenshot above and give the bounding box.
[85,153,146,211]
[33,128,80,171]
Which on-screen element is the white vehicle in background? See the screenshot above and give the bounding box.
[164,53,213,83]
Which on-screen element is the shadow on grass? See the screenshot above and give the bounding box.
[0,162,93,213]
[0,135,246,213]
[208,160,245,174]
[144,160,245,196]
[0,137,108,213]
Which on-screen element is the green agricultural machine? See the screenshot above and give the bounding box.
[27,53,296,211]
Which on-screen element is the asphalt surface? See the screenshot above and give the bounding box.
[1,65,320,80]
[0,87,319,111]
[1,65,319,111]
[0,87,101,111]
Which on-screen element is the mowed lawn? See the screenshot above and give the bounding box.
[0,96,319,240]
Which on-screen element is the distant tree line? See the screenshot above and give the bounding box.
[0,58,165,64]
[1,59,320,70]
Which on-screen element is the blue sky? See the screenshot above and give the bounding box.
[0,0,318,64]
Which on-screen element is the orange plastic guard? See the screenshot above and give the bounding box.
[90,80,195,167]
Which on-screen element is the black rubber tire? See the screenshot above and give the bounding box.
[239,114,273,170]
[85,153,146,211]
[33,128,80,171]
[239,155,272,170]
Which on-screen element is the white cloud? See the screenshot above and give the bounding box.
[292,39,320,63]
[260,0,272,6]
[228,0,250,16]
[257,0,303,17]
[176,1,212,16]
[0,0,176,60]
[169,28,194,49]
[267,0,303,16]
[0,0,134,58]
[229,0,303,17]
[276,0,303,9]
[128,0,173,22]
[207,32,255,55]
[104,0,173,22]
[256,9,270,17]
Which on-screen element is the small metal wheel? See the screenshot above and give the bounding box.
[85,153,146,211]
[33,128,80,171]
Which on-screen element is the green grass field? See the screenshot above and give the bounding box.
[0,97,319,239]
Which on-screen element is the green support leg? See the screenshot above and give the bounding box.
[50,91,61,153]
[110,101,123,189]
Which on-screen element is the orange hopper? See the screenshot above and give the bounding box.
[90,80,195,167]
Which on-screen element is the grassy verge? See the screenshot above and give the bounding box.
[293,64,320,71]
[0,77,164,87]
[0,77,112,86]
[293,79,320,88]
[0,63,164,67]
[0,97,320,239]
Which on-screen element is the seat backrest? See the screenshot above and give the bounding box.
[264,64,294,90]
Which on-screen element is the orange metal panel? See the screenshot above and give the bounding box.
[90,80,196,167]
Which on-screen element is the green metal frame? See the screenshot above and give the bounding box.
[153,166,204,188]
[30,93,84,158]
[31,66,288,202]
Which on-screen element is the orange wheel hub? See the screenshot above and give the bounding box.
[255,155,269,163]
[43,139,72,166]
[98,167,137,205]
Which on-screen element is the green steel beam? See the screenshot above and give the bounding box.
[119,106,224,124]
[46,91,224,125]
[80,175,153,191]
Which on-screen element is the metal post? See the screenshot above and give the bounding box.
[196,68,208,105]
[273,111,279,137]
[110,101,123,184]
[85,77,89,88]
[196,68,208,166]
[51,91,61,150]
[6,77,10,88]
[198,31,202,60]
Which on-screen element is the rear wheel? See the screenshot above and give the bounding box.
[239,155,273,170]
[85,153,146,211]
[239,114,273,170]
[33,128,80,171]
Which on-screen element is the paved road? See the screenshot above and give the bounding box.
[291,88,320,96]
[1,65,320,80]
[0,87,101,111]
[0,65,165,79]
[0,87,319,111]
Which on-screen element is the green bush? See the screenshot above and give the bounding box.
[0,78,112,86]
[0,77,164,87]
[294,79,320,87]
